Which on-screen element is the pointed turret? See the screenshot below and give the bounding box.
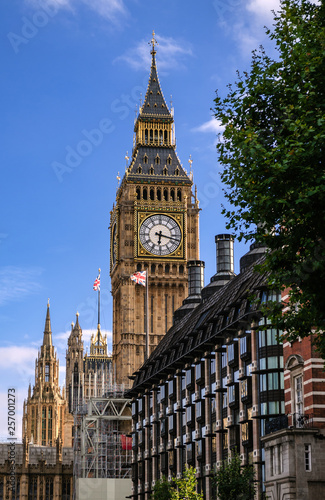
[43,299,52,346]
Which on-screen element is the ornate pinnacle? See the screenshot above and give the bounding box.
[149,30,158,53]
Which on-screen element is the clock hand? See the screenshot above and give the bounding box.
[155,231,163,244]
[159,233,181,243]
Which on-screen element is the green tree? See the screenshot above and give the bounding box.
[171,466,203,500]
[151,475,174,500]
[213,454,255,500]
[214,0,325,355]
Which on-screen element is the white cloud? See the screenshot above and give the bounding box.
[0,266,43,306]
[0,346,38,379]
[115,34,193,72]
[26,0,127,22]
[193,118,224,134]
[246,0,280,18]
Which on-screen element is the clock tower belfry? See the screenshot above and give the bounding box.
[110,32,200,387]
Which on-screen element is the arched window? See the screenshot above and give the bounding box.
[150,189,154,200]
[137,165,142,174]
[143,188,148,200]
[145,129,148,144]
[159,130,163,145]
[165,264,170,274]
[164,189,168,201]
[179,265,184,275]
[157,188,161,201]
[154,129,158,144]
[164,130,168,144]
[163,166,168,176]
[155,155,160,165]
[175,167,180,176]
[136,187,140,200]
[167,155,172,166]
[137,263,142,272]
[150,166,154,175]
[170,189,175,201]
[144,155,148,164]
[177,189,182,201]
[150,129,153,143]
[151,264,156,274]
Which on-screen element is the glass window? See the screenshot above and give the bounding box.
[241,379,248,399]
[240,336,247,355]
[221,350,227,368]
[268,372,279,390]
[268,356,278,369]
[260,374,267,392]
[259,331,266,347]
[45,363,50,382]
[222,392,227,409]
[295,375,304,418]
[228,344,234,362]
[267,329,278,345]
[260,357,266,370]
[305,444,311,471]
[229,385,236,404]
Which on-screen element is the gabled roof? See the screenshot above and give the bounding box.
[128,256,268,395]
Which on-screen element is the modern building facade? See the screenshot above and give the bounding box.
[128,238,285,499]
[109,32,200,387]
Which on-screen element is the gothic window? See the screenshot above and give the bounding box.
[159,129,163,144]
[145,129,148,144]
[143,188,148,200]
[163,189,168,201]
[151,264,156,273]
[154,129,158,143]
[150,188,154,200]
[62,478,71,500]
[136,187,140,200]
[48,406,52,445]
[150,130,153,142]
[31,407,35,437]
[175,167,180,176]
[150,166,154,175]
[167,155,172,165]
[163,166,168,176]
[157,188,161,201]
[165,264,170,274]
[28,477,37,500]
[137,165,142,174]
[42,406,46,445]
[177,189,182,201]
[144,154,148,164]
[45,478,54,500]
[164,130,168,143]
[179,265,184,275]
[170,189,175,201]
[137,264,142,272]
[155,155,160,165]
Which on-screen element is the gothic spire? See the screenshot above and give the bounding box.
[43,299,52,346]
[140,30,171,119]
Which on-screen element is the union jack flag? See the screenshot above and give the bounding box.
[93,273,100,291]
[130,270,146,286]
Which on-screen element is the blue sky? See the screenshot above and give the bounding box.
[0,0,283,440]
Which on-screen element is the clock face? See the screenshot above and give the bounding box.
[139,214,182,256]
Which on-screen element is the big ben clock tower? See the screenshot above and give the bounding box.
[110,32,200,386]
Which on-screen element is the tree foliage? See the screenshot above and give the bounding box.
[214,0,325,355]
[171,466,203,500]
[213,454,255,500]
[151,475,174,500]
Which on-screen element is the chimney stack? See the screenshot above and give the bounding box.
[173,260,205,323]
[201,234,236,301]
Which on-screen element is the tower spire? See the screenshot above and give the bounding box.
[43,299,52,346]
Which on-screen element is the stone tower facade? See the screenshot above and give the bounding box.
[65,313,113,412]
[110,33,200,387]
[22,302,67,446]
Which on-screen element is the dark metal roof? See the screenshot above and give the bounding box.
[128,256,268,395]
[127,146,191,181]
[139,51,172,119]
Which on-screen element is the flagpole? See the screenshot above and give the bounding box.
[98,267,101,345]
[145,269,149,361]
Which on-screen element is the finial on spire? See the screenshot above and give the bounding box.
[149,30,158,54]
[188,155,193,181]
[47,298,50,307]
[116,172,120,191]
[125,151,129,169]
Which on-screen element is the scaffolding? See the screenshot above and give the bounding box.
[73,385,132,499]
